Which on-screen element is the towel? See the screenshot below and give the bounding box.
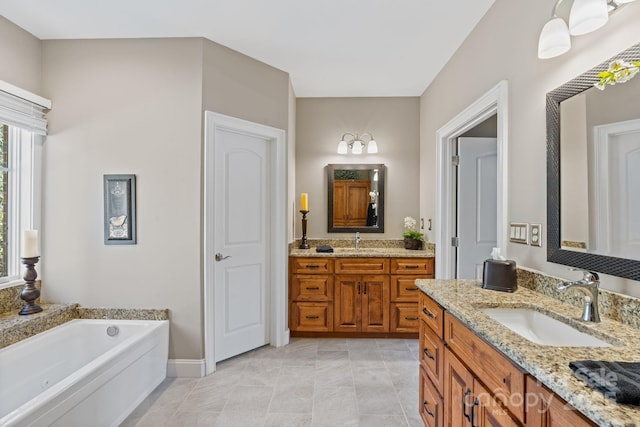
[315,245,334,253]
[569,360,640,405]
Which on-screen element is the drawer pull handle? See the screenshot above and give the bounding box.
[405,287,419,291]
[404,265,420,269]
[363,282,367,295]
[470,397,479,427]
[305,315,320,319]
[422,400,435,418]
[357,282,361,295]
[463,389,472,422]
[423,348,435,360]
[405,316,419,321]
[305,265,320,269]
[305,287,320,290]
[422,307,436,318]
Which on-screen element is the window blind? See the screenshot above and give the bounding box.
[0,85,49,136]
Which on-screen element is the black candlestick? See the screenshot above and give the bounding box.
[19,256,42,315]
[299,210,310,249]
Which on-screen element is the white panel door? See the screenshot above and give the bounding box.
[609,130,640,260]
[214,128,269,362]
[457,137,497,279]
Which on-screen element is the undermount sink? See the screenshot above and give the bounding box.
[480,307,612,347]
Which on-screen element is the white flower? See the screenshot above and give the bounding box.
[404,216,417,230]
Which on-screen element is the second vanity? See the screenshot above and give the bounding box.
[289,245,434,337]
[416,279,640,427]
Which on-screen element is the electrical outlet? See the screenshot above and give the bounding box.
[530,224,542,247]
[510,222,529,244]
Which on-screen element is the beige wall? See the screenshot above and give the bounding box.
[0,16,42,94]
[41,38,204,359]
[296,97,420,240]
[40,37,291,360]
[420,0,640,296]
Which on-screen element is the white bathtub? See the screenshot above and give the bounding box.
[0,319,169,427]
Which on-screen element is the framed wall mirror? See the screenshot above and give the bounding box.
[327,164,385,233]
[547,42,640,281]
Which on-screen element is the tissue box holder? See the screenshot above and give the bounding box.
[482,259,517,292]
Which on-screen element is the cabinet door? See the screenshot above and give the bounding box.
[333,182,347,226]
[361,275,390,332]
[344,181,371,226]
[525,377,596,427]
[334,275,362,332]
[443,347,474,427]
[473,379,519,427]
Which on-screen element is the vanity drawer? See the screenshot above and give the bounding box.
[391,276,422,302]
[335,258,389,275]
[290,302,333,332]
[390,303,419,333]
[444,312,526,424]
[290,257,333,274]
[290,275,333,301]
[419,292,444,338]
[420,319,444,394]
[420,366,444,427]
[391,257,434,275]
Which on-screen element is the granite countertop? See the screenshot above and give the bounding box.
[415,279,640,427]
[289,247,435,258]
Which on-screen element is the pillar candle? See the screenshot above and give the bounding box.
[300,193,309,211]
[21,230,39,258]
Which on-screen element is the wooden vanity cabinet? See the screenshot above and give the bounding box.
[525,377,596,427]
[419,292,523,427]
[290,255,433,337]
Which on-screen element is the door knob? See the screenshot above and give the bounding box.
[215,253,231,261]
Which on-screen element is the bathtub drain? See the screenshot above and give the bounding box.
[106,325,120,337]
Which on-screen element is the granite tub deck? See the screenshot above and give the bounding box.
[0,299,169,349]
[416,279,640,427]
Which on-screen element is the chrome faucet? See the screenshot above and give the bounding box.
[557,269,601,322]
[355,232,361,250]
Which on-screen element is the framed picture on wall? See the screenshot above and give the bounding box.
[103,174,137,245]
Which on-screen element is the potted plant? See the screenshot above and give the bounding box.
[403,216,424,250]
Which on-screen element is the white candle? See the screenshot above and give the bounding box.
[21,230,39,258]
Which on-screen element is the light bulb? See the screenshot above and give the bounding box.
[352,141,363,155]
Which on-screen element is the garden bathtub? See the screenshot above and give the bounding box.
[0,319,169,427]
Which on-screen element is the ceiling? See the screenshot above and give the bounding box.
[0,0,496,97]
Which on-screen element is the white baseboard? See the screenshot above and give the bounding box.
[167,359,206,378]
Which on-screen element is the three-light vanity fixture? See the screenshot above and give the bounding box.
[538,0,636,59]
[337,132,378,154]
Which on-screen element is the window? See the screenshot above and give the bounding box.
[0,83,49,286]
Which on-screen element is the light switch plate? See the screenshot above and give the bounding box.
[510,222,529,244]
[530,224,542,247]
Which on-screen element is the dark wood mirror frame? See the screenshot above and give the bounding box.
[547,42,640,281]
[327,164,385,233]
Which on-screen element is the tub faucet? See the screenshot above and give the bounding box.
[355,232,361,250]
[557,269,601,322]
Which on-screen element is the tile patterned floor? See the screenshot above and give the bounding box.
[121,338,422,427]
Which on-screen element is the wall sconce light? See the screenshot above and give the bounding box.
[337,133,378,154]
[538,0,635,59]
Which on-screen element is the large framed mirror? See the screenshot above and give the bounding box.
[327,164,385,233]
[547,42,640,281]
